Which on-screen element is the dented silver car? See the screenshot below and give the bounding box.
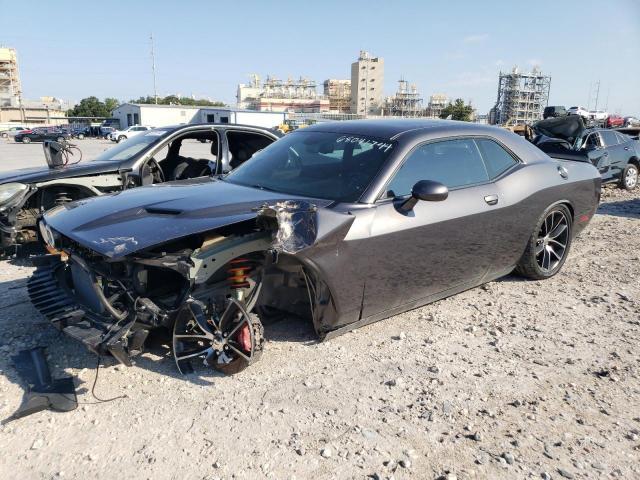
[29,120,600,374]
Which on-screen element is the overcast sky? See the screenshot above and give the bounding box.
[1,0,639,115]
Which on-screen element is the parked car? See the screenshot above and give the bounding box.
[0,123,281,253]
[14,129,71,144]
[0,126,28,139]
[589,110,608,122]
[108,125,153,142]
[533,116,639,190]
[567,106,590,118]
[605,114,624,129]
[623,116,640,127]
[99,126,115,138]
[29,120,600,375]
[543,106,567,119]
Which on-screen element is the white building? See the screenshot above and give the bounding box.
[111,103,287,129]
[350,51,384,116]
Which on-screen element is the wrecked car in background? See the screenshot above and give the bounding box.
[532,115,639,190]
[0,123,280,253]
[29,120,600,375]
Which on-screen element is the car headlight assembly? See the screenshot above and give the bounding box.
[38,220,59,250]
[0,183,29,212]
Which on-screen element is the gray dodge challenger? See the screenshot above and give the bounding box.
[29,120,601,375]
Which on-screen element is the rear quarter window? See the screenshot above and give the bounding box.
[474,138,518,179]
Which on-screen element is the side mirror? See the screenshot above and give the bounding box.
[400,180,448,211]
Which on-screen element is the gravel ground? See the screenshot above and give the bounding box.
[0,186,638,480]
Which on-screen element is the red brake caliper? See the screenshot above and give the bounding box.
[237,323,251,353]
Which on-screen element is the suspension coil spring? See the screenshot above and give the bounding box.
[55,191,72,205]
[227,258,252,289]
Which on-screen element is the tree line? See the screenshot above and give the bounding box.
[66,96,226,117]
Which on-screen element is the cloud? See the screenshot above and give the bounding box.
[463,33,489,43]
[495,59,505,67]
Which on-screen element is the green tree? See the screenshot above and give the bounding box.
[130,95,225,107]
[104,97,120,112]
[66,96,120,117]
[439,98,474,121]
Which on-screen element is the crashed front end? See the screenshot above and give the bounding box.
[29,200,337,374]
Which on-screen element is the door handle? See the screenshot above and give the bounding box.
[624,146,630,151]
[603,151,609,157]
[484,194,498,206]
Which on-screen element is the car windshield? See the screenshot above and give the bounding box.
[224,130,395,202]
[92,129,170,161]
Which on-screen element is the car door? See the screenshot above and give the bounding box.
[600,130,627,180]
[359,137,505,317]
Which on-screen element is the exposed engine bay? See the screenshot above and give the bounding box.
[29,201,334,374]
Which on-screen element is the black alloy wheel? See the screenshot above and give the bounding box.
[517,204,573,280]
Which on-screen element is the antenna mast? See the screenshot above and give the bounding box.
[150,33,158,104]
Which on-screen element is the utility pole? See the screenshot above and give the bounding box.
[587,81,592,110]
[604,86,610,111]
[594,80,600,111]
[150,33,158,104]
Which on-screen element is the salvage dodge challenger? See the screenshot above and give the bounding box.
[28,120,601,375]
[0,123,280,253]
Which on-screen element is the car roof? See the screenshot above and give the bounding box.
[301,118,507,140]
[154,122,280,135]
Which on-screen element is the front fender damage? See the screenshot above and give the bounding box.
[29,200,354,373]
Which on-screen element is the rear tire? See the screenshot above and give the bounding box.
[117,135,126,143]
[57,136,65,143]
[516,204,573,280]
[22,137,31,144]
[620,163,638,190]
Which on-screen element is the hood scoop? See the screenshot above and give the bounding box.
[144,206,183,216]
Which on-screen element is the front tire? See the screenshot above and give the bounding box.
[57,136,65,143]
[117,135,126,143]
[22,137,31,144]
[620,163,639,190]
[516,204,572,280]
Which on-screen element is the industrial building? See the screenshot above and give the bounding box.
[111,103,286,129]
[236,74,329,113]
[491,66,551,125]
[0,47,74,126]
[350,51,384,116]
[0,47,21,108]
[426,93,449,118]
[323,79,351,113]
[384,79,423,117]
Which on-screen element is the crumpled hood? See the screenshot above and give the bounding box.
[0,160,121,184]
[533,116,585,147]
[43,177,332,258]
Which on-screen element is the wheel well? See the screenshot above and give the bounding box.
[258,254,338,336]
[628,156,640,168]
[559,201,574,221]
[31,184,95,211]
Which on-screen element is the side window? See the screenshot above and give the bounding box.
[177,133,219,161]
[600,130,619,147]
[474,138,517,179]
[614,132,630,144]
[386,138,489,197]
[226,131,275,169]
[584,133,601,149]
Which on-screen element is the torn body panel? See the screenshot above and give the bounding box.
[31,196,355,371]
